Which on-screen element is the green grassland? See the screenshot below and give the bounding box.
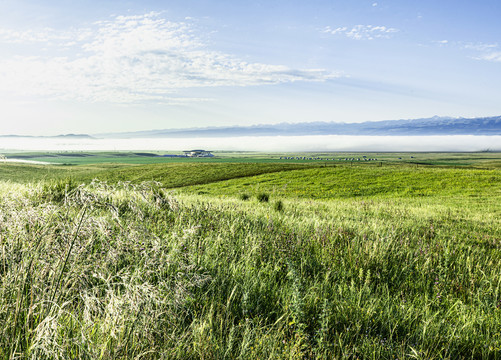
[184,165,501,199]
[0,153,500,359]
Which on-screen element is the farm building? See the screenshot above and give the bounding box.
[183,150,214,157]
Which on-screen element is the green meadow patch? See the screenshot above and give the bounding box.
[183,165,501,199]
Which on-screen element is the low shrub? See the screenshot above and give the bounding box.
[257,193,269,202]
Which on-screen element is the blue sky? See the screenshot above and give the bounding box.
[0,0,500,135]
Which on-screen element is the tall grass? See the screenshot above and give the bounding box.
[0,179,500,358]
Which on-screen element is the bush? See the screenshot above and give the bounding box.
[273,200,284,212]
[240,193,250,201]
[257,193,269,202]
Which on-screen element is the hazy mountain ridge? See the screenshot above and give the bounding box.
[0,134,95,139]
[2,116,500,138]
[97,115,501,138]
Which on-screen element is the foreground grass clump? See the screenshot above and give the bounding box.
[239,193,250,201]
[0,179,500,359]
[257,192,270,202]
[273,199,284,212]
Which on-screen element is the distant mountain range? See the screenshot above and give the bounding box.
[97,115,501,138]
[0,133,95,139]
[2,116,500,138]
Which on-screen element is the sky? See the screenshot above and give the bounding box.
[0,0,500,136]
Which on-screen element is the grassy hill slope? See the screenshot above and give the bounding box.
[183,164,501,199]
[0,162,319,187]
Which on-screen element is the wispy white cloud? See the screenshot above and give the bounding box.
[0,28,70,43]
[437,41,501,63]
[435,40,449,46]
[323,25,399,40]
[458,42,501,62]
[432,39,501,62]
[474,51,501,62]
[461,42,498,52]
[0,12,337,104]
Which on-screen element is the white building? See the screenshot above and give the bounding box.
[183,150,214,157]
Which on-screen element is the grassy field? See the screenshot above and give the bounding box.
[183,164,501,199]
[0,153,500,359]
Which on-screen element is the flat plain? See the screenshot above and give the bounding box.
[0,152,500,359]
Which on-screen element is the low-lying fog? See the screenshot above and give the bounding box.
[1,135,500,152]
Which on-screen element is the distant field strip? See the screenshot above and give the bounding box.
[1,159,51,165]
